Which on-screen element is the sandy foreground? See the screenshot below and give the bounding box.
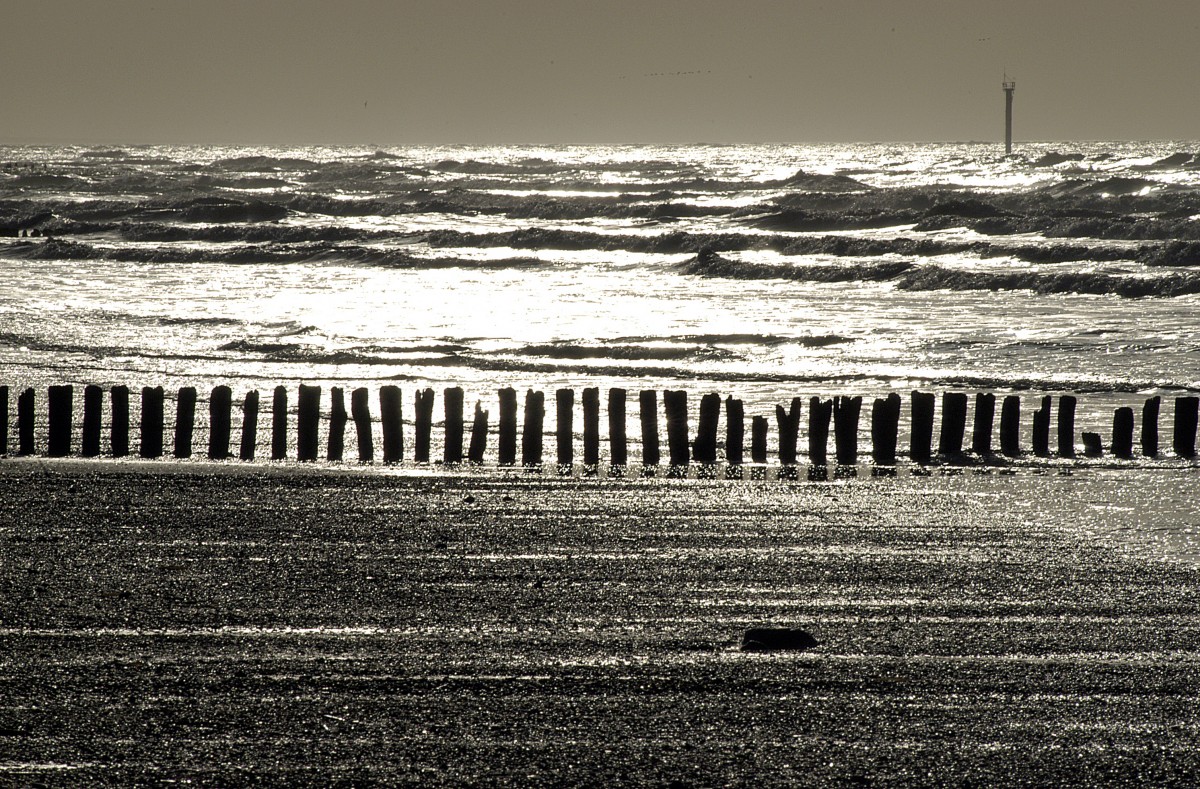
[1,460,1199,786]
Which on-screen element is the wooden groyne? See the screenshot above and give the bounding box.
[2,384,1199,474]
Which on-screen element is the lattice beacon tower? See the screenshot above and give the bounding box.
[1003,78,1016,155]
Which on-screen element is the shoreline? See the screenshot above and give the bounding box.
[2,464,1199,783]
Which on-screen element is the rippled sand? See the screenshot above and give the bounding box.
[1,462,1198,784]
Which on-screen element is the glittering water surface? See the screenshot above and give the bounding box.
[1,142,1198,466]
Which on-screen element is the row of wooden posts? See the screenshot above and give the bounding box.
[1,384,1199,470]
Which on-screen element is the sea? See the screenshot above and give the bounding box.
[1,141,1199,467]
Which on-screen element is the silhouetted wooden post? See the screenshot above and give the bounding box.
[468,401,488,464]
[297,384,321,462]
[17,388,34,456]
[350,387,373,462]
[209,385,232,460]
[1000,395,1021,457]
[47,385,73,457]
[413,388,434,463]
[582,387,600,469]
[663,389,689,473]
[694,393,720,465]
[1082,432,1103,457]
[910,391,935,465]
[1112,407,1135,459]
[245,388,268,460]
[1174,396,1199,458]
[522,390,545,468]
[554,388,574,473]
[1031,395,1051,458]
[327,387,346,462]
[938,392,967,460]
[443,386,463,465]
[750,415,768,464]
[240,390,259,461]
[498,387,518,466]
[379,385,404,464]
[833,395,862,466]
[808,397,831,466]
[608,388,627,470]
[639,390,660,471]
[972,393,995,456]
[0,385,6,456]
[725,396,745,466]
[776,398,802,467]
[174,386,197,459]
[111,385,130,458]
[871,393,901,466]
[1057,395,1077,458]
[271,386,287,460]
[82,384,102,458]
[140,386,164,459]
[1142,396,1160,458]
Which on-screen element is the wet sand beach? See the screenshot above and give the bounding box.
[1,461,1199,785]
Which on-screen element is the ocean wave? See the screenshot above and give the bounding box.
[894,267,1200,298]
[679,249,914,282]
[2,238,549,269]
[515,343,737,362]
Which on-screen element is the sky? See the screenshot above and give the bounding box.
[2,0,1198,145]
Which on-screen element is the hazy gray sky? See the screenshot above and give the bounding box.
[3,0,1198,145]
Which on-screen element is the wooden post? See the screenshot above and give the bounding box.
[1082,432,1103,457]
[608,388,628,469]
[1057,395,1077,458]
[297,384,321,462]
[556,388,574,470]
[938,392,967,459]
[82,384,102,458]
[0,385,7,456]
[240,390,260,461]
[639,390,660,469]
[327,386,346,462]
[174,386,197,459]
[379,385,404,464]
[582,387,600,469]
[663,389,690,472]
[351,387,373,462]
[972,393,995,456]
[1000,395,1021,457]
[271,385,287,460]
[443,386,463,465]
[209,385,232,460]
[238,388,258,458]
[833,395,862,466]
[776,398,802,467]
[871,393,901,466]
[468,401,488,464]
[413,388,434,463]
[751,415,768,464]
[522,390,545,468]
[694,393,720,465]
[1142,396,1160,458]
[1174,396,1199,458]
[111,385,130,458]
[498,387,518,466]
[47,385,73,457]
[1112,407,1135,460]
[725,397,744,466]
[909,391,935,465]
[808,397,831,466]
[1031,395,1051,457]
[17,388,34,456]
[140,386,164,459]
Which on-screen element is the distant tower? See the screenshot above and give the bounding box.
[1002,76,1016,155]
